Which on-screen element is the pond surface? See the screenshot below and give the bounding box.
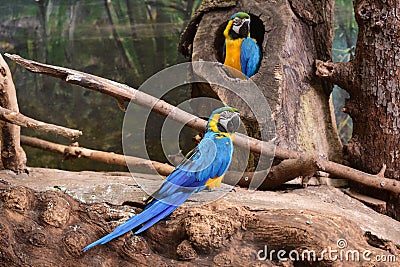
[0,0,355,171]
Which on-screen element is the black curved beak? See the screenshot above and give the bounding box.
[227,113,241,133]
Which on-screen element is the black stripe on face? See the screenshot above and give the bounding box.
[217,122,227,132]
[238,21,249,37]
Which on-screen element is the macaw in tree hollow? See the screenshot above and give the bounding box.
[223,12,261,78]
[83,107,241,252]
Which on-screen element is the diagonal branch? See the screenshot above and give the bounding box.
[5,53,289,159]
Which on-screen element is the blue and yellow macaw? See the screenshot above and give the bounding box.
[83,107,241,252]
[223,12,261,78]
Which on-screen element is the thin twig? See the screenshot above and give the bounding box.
[21,136,174,176]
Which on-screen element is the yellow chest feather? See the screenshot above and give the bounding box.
[224,38,243,73]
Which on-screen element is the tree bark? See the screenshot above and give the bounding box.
[179,0,343,175]
[316,0,400,220]
[0,181,398,267]
[0,54,26,172]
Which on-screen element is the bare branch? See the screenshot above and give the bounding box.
[317,158,400,194]
[229,155,318,190]
[5,54,292,159]
[237,156,400,193]
[0,106,82,139]
[20,136,174,176]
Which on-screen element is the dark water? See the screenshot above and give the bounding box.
[0,1,355,171]
[1,0,200,171]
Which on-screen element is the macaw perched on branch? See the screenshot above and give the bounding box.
[83,107,241,252]
[223,12,261,78]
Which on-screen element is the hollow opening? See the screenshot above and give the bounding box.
[214,13,265,65]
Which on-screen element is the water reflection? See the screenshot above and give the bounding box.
[1,0,200,171]
[0,1,356,170]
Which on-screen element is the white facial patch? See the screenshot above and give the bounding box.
[231,18,250,35]
[232,24,241,34]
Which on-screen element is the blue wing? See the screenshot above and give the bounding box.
[240,37,261,77]
[83,132,233,252]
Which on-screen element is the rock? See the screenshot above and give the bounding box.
[176,240,198,260]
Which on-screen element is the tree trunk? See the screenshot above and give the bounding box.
[0,54,26,172]
[179,0,342,182]
[316,0,400,220]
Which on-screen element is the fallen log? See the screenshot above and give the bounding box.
[0,174,399,266]
[7,54,400,194]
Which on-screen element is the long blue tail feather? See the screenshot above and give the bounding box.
[135,204,179,234]
[135,191,195,234]
[83,188,194,251]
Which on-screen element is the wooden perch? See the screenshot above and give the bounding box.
[20,136,174,176]
[7,54,400,194]
[317,159,400,194]
[0,106,82,139]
